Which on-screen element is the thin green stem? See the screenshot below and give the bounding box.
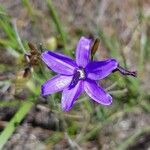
[12,20,26,53]
[46,0,67,51]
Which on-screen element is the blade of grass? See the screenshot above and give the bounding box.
[0,6,21,51]
[0,101,22,107]
[0,101,34,149]
[12,20,26,53]
[22,0,34,17]
[46,0,68,52]
[0,20,15,42]
[0,38,15,48]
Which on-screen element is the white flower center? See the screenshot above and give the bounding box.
[77,69,85,79]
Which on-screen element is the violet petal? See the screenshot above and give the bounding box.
[41,75,72,96]
[86,59,118,80]
[84,79,112,105]
[41,51,77,75]
[76,37,92,67]
[61,81,83,111]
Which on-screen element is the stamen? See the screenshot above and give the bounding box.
[77,69,85,79]
[113,65,137,77]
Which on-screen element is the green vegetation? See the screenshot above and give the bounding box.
[0,1,149,149]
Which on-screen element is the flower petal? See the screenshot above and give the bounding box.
[84,79,112,105]
[86,59,118,80]
[41,75,72,96]
[61,81,83,111]
[76,37,92,67]
[41,51,77,75]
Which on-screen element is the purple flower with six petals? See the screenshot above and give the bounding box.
[41,37,119,111]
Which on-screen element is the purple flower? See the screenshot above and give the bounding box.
[41,36,119,111]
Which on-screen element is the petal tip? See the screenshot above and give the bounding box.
[80,36,87,40]
[62,105,72,112]
[111,58,119,67]
[80,36,92,41]
[105,94,113,105]
[41,84,46,96]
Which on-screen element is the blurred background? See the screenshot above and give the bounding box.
[0,0,150,149]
